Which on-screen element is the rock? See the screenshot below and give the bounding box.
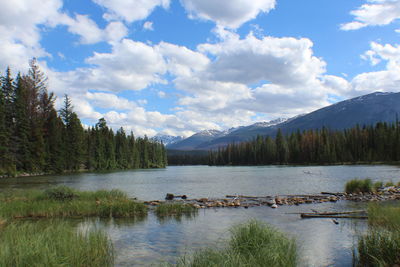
[198,198,208,203]
[271,204,278,209]
[193,204,201,209]
[165,193,174,200]
[234,200,241,207]
[181,195,187,199]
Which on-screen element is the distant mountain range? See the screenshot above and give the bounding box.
[166,92,400,151]
[151,134,184,146]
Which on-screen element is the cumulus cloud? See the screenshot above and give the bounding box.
[341,0,400,31]
[79,39,167,91]
[92,0,170,23]
[351,42,400,94]
[180,0,275,28]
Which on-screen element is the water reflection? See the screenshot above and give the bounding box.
[1,165,394,266]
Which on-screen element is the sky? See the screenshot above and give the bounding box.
[0,0,400,137]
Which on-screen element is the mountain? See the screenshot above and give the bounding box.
[167,130,224,150]
[168,92,400,151]
[151,134,184,146]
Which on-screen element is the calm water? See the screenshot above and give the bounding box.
[1,165,400,266]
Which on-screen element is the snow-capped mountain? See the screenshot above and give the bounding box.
[166,92,400,151]
[151,134,184,146]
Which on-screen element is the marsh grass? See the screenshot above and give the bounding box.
[176,220,297,267]
[155,203,197,221]
[0,221,114,267]
[355,203,400,266]
[367,203,400,231]
[0,187,147,219]
[345,179,373,194]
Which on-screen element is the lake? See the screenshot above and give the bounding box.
[1,165,400,266]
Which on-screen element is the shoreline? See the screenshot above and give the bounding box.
[144,186,400,209]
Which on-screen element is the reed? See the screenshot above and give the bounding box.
[155,203,197,222]
[345,178,372,194]
[355,203,400,266]
[176,220,297,267]
[0,221,114,267]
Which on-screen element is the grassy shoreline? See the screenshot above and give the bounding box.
[0,186,147,220]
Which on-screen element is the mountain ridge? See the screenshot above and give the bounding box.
[166,92,400,151]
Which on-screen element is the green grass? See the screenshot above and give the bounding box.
[155,203,197,221]
[0,221,114,267]
[0,187,147,219]
[345,179,373,194]
[176,220,297,267]
[355,203,400,266]
[373,181,383,191]
[367,203,400,231]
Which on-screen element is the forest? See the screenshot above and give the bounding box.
[0,60,167,176]
[208,123,400,166]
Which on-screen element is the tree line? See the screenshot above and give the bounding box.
[209,122,400,166]
[0,60,167,176]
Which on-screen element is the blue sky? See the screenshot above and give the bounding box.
[1,0,400,137]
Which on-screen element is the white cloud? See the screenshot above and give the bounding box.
[0,0,62,71]
[92,0,170,23]
[341,0,400,31]
[78,39,167,91]
[351,42,400,94]
[143,21,154,31]
[180,0,276,28]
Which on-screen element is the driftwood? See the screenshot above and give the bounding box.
[288,210,366,215]
[300,214,368,219]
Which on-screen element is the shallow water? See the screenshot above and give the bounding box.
[1,165,399,266]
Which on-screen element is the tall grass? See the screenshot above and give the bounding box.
[155,203,197,216]
[0,221,114,267]
[355,203,400,266]
[345,178,372,194]
[0,187,147,219]
[367,203,400,230]
[176,220,297,267]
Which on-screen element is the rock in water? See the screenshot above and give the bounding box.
[271,204,278,209]
[165,193,174,200]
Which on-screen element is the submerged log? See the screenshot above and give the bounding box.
[300,213,368,219]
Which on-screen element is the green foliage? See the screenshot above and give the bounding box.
[0,222,114,267]
[176,220,297,267]
[345,179,372,194]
